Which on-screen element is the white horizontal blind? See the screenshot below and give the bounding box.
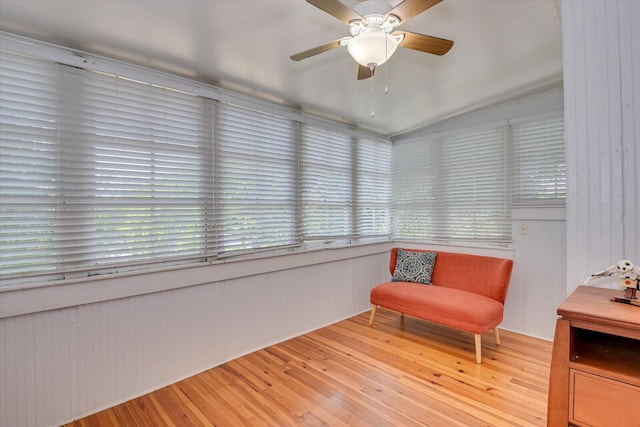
[300,124,353,242]
[356,138,391,239]
[441,128,510,241]
[214,102,298,255]
[0,52,63,280]
[1,51,214,285]
[393,127,510,243]
[511,115,565,206]
[392,140,439,240]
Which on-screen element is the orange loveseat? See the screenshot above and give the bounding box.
[369,248,513,363]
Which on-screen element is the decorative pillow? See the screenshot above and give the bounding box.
[391,249,437,285]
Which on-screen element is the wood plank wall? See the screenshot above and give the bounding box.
[0,253,389,427]
[563,0,640,292]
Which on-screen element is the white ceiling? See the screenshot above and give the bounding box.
[0,0,563,136]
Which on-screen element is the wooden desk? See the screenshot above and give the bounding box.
[547,286,640,426]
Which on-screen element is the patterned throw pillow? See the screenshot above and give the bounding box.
[391,249,437,285]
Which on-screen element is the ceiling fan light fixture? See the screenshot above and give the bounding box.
[347,31,398,67]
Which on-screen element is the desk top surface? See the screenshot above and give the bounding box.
[558,286,640,331]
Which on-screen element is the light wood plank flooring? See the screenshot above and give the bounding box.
[66,308,553,426]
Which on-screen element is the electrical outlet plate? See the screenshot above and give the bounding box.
[519,223,528,235]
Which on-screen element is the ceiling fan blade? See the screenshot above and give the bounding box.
[290,39,343,61]
[306,0,363,24]
[357,65,374,80]
[385,0,442,23]
[394,31,454,56]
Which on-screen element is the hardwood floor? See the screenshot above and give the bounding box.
[66,308,553,426]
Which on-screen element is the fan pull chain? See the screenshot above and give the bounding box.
[385,34,389,95]
[369,64,375,118]
[384,61,389,94]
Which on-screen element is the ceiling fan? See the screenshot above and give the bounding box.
[290,0,454,80]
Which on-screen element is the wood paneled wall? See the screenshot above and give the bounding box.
[563,0,640,291]
[507,214,567,340]
[0,252,389,427]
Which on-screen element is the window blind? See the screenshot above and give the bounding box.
[356,138,391,239]
[0,52,63,280]
[300,124,353,242]
[392,139,440,240]
[1,51,214,285]
[214,102,298,255]
[393,127,511,243]
[511,115,565,206]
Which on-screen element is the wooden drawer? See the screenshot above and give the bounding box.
[570,369,640,426]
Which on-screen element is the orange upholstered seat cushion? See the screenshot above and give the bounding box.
[370,281,505,334]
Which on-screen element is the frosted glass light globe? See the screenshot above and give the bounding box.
[347,32,398,67]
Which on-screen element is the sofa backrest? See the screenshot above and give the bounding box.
[389,248,513,304]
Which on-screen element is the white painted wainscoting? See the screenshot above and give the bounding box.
[0,245,391,427]
[1,235,571,427]
[507,209,567,340]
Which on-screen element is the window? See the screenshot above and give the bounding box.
[300,124,353,243]
[511,114,565,206]
[0,47,393,288]
[356,138,392,240]
[392,113,566,245]
[393,127,511,243]
[6,36,563,285]
[214,102,298,255]
[1,52,62,279]
[391,139,438,241]
[1,51,214,285]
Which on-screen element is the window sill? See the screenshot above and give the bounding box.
[0,241,394,319]
[391,240,514,259]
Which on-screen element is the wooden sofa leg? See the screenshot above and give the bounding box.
[368,305,377,325]
[493,327,501,346]
[474,334,482,363]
